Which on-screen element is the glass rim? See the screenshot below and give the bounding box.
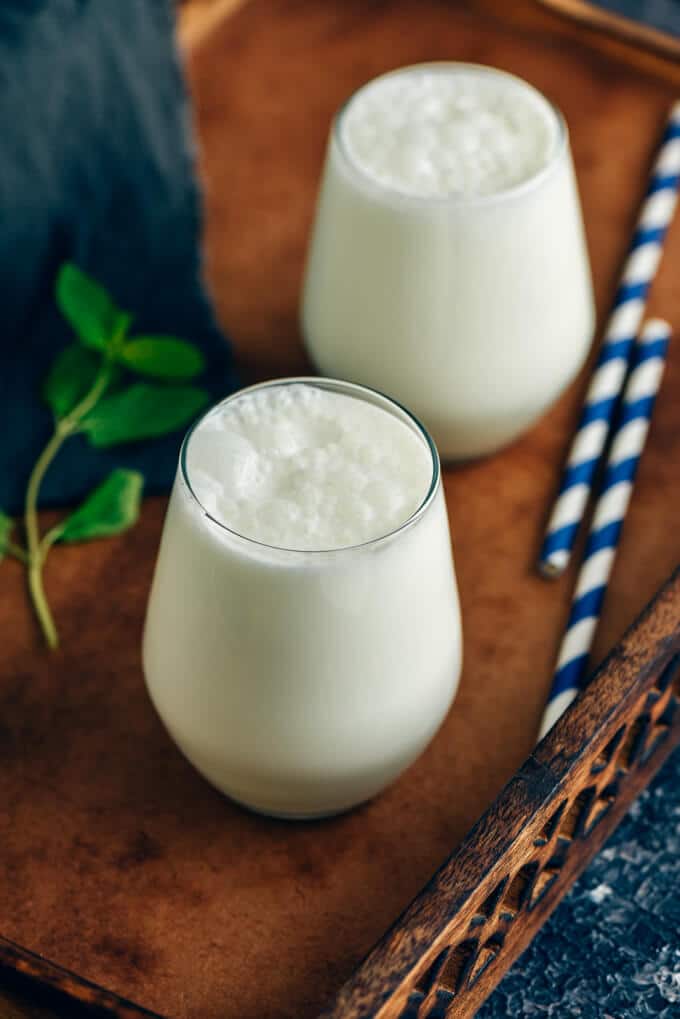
[179,376,442,555]
[333,61,569,208]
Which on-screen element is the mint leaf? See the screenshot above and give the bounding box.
[56,263,130,351]
[57,469,144,542]
[0,512,13,562]
[119,336,205,380]
[81,383,209,448]
[43,343,100,419]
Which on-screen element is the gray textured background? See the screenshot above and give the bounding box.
[481,748,680,1017]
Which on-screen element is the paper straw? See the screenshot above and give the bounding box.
[538,319,671,741]
[539,101,680,579]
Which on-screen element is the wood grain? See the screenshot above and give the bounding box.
[1,2,679,1018]
[177,0,247,50]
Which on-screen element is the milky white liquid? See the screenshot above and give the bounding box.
[143,380,462,818]
[302,64,595,458]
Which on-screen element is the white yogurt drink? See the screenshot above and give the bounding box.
[143,379,462,818]
[302,64,595,459]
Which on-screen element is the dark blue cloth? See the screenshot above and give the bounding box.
[590,1,680,37]
[481,747,680,1018]
[0,0,238,513]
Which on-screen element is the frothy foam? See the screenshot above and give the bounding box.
[340,65,558,198]
[185,383,433,550]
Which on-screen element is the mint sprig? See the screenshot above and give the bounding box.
[2,262,211,649]
[81,382,209,447]
[56,263,131,352]
[119,336,205,379]
[0,512,20,563]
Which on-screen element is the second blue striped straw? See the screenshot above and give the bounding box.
[538,318,671,741]
[539,101,680,578]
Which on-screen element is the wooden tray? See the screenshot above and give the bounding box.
[1,2,679,1017]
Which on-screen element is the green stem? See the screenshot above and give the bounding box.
[25,427,67,648]
[5,540,28,564]
[40,524,65,558]
[24,350,116,649]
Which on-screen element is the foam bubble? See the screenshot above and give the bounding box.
[185,384,433,550]
[340,65,559,198]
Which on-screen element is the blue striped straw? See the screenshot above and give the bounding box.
[539,101,680,579]
[538,319,671,741]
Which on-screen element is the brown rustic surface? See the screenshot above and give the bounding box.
[1,1,679,1018]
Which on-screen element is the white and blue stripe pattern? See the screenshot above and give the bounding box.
[539,101,680,579]
[538,319,671,741]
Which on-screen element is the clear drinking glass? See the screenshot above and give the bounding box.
[301,63,596,460]
[143,378,462,819]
